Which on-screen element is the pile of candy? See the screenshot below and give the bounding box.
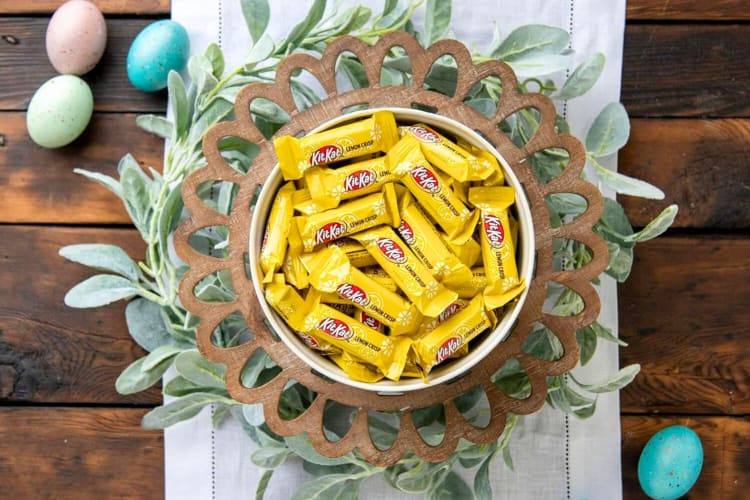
[260,111,525,382]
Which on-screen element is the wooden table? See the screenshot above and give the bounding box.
[0,1,747,498]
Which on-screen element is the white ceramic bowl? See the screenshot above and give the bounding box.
[249,108,535,394]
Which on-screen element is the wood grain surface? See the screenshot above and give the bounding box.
[0,0,746,497]
[0,408,744,499]
[627,0,750,20]
[0,225,159,404]
[620,119,750,229]
[0,0,168,15]
[0,113,163,224]
[3,224,745,418]
[0,407,164,499]
[1,0,748,20]
[619,237,750,415]
[622,24,750,117]
[2,18,749,119]
[3,114,749,227]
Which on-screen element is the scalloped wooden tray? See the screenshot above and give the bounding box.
[174,31,607,466]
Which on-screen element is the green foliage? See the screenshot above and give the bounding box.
[556,52,605,100]
[64,274,140,308]
[60,1,678,498]
[59,244,139,281]
[586,102,630,157]
[423,0,451,45]
[241,0,270,44]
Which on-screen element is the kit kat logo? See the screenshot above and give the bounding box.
[260,228,269,251]
[360,312,381,330]
[336,283,370,307]
[408,125,440,143]
[310,144,342,165]
[437,301,464,323]
[315,221,346,245]
[483,214,505,248]
[375,238,407,264]
[397,220,415,245]
[317,317,353,340]
[296,331,321,350]
[436,336,462,363]
[410,165,440,193]
[343,169,376,192]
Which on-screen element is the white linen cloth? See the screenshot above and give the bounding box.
[166,1,627,498]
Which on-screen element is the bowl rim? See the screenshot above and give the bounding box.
[249,107,535,393]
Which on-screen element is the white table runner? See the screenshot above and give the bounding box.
[166,1,626,498]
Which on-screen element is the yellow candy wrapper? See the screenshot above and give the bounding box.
[305,155,396,209]
[325,238,377,268]
[389,136,479,244]
[403,351,425,380]
[274,111,399,180]
[396,192,474,288]
[457,138,505,186]
[413,295,492,374]
[283,253,310,289]
[260,182,295,283]
[363,267,399,293]
[329,352,384,383]
[469,186,525,309]
[353,226,458,317]
[418,298,469,334]
[441,232,481,269]
[289,295,412,381]
[292,188,326,215]
[509,215,519,251]
[449,267,489,299]
[265,281,340,355]
[400,124,495,182]
[307,246,422,336]
[295,183,399,252]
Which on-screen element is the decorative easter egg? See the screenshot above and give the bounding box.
[126,20,190,92]
[26,75,94,148]
[45,0,107,75]
[638,425,703,500]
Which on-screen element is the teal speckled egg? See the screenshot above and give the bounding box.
[126,20,189,92]
[26,75,93,148]
[638,425,703,500]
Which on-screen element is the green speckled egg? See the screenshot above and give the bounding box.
[26,75,93,148]
[638,425,703,500]
[127,20,190,92]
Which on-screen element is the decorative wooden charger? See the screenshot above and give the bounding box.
[174,31,607,466]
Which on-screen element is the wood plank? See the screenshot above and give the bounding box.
[0,408,744,498]
[0,407,163,499]
[0,225,161,404]
[5,115,749,229]
[0,112,163,224]
[3,225,746,416]
[627,0,750,20]
[622,24,750,118]
[621,415,749,498]
[620,119,750,229]
[2,18,750,118]
[619,236,750,415]
[1,0,748,21]
[0,18,166,112]
[0,0,169,15]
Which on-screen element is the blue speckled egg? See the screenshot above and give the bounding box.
[126,20,189,92]
[638,425,703,500]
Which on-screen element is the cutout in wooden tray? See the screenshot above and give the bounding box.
[174,31,607,466]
